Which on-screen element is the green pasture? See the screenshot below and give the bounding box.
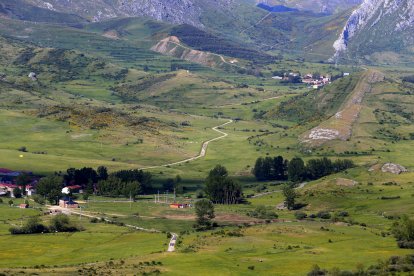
[155,222,407,275]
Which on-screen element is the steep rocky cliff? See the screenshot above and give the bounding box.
[333,0,414,62]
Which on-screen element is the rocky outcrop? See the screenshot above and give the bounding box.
[333,0,414,60]
[26,0,235,27]
[381,163,408,174]
[117,0,202,27]
[28,72,37,81]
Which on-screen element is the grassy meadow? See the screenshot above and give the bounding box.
[0,13,413,275]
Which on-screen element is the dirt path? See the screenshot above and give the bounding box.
[167,233,178,252]
[140,119,233,170]
[48,206,180,252]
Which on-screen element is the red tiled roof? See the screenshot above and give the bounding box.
[66,185,82,190]
[0,183,17,188]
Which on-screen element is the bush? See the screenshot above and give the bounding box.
[10,217,48,235]
[247,206,278,219]
[397,240,414,249]
[317,211,331,220]
[392,215,414,249]
[337,211,349,217]
[50,214,81,232]
[309,254,414,275]
[18,146,28,152]
[32,195,45,205]
[295,211,307,220]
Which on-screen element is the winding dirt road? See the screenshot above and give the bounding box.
[140,119,233,170]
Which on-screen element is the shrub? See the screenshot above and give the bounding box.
[295,211,307,220]
[18,146,28,152]
[50,214,81,232]
[337,211,349,217]
[317,211,331,220]
[32,195,45,205]
[247,206,278,219]
[10,217,48,235]
[381,196,401,200]
[392,215,414,249]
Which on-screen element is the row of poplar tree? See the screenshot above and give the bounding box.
[253,156,354,182]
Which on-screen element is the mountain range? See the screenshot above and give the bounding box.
[0,0,413,65]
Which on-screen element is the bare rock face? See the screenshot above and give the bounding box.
[381,163,408,174]
[28,72,37,81]
[27,0,235,27]
[332,0,414,59]
[117,0,203,27]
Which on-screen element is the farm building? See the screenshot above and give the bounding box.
[59,198,79,209]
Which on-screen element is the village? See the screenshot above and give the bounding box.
[272,72,349,89]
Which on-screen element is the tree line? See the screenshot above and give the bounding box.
[35,167,153,204]
[253,156,354,182]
